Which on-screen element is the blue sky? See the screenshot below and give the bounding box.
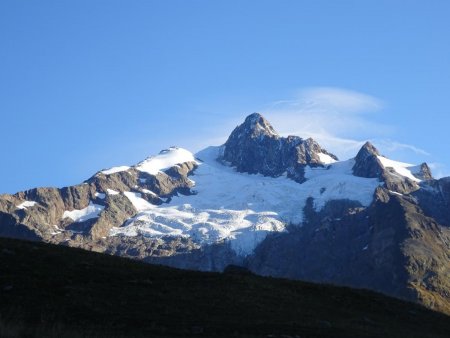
[1,0,450,193]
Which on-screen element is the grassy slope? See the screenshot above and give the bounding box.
[0,237,449,338]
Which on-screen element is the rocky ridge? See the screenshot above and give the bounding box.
[0,148,198,243]
[221,113,338,182]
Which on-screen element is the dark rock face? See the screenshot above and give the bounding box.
[221,113,338,182]
[0,212,40,241]
[383,173,419,195]
[413,177,450,227]
[352,141,383,179]
[100,234,242,272]
[246,197,382,289]
[413,163,433,181]
[245,187,450,314]
[399,199,450,314]
[353,142,425,195]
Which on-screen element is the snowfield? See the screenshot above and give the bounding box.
[110,146,381,256]
[136,147,198,175]
[95,192,106,199]
[377,156,421,182]
[100,165,130,175]
[16,201,37,210]
[317,152,337,164]
[63,202,104,222]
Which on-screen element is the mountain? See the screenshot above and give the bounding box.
[221,113,338,182]
[2,236,450,338]
[1,113,450,315]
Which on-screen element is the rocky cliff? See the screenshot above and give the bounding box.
[221,113,338,182]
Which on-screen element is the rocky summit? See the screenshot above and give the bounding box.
[1,113,450,315]
[221,113,338,182]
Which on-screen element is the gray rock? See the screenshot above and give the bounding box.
[352,141,383,179]
[353,142,425,195]
[413,163,433,181]
[220,113,338,182]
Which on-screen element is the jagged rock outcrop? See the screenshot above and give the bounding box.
[88,194,136,239]
[352,141,383,179]
[221,113,338,182]
[413,163,433,181]
[353,142,431,195]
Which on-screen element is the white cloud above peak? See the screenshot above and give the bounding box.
[261,87,426,162]
[294,87,382,114]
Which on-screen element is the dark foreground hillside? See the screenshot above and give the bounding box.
[0,238,449,338]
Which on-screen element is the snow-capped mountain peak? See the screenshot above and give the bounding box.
[100,147,197,177]
[2,112,449,316]
[221,113,339,181]
[352,141,433,195]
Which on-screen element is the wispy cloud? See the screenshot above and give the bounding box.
[374,139,430,156]
[268,87,383,114]
[260,87,427,161]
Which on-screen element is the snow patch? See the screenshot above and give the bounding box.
[377,156,421,182]
[142,189,157,196]
[136,147,197,175]
[95,192,106,199]
[304,160,380,211]
[62,202,104,222]
[16,201,37,210]
[123,192,154,211]
[100,166,130,175]
[53,224,64,232]
[107,189,120,195]
[318,152,337,164]
[389,190,403,196]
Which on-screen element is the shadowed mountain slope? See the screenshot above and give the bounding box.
[1,237,450,338]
